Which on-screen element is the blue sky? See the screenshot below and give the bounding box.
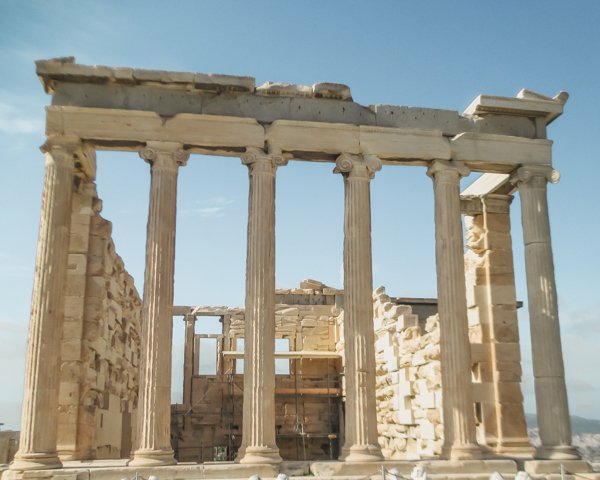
[0,1,599,431]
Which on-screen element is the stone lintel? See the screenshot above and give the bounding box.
[47,106,551,170]
[46,106,264,151]
[172,306,235,317]
[266,120,360,155]
[222,350,342,359]
[461,173,514,197]
[451,133,552,170]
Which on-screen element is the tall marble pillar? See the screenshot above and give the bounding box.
[11,137,82,471]
[129,142,188,467]
[428,160,481,460]
[236,147,287,464]
[335,154,383,462]
[511,165,579,460]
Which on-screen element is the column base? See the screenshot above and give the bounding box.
[339,444,383,462]
[535,444,580,460]
[236,445,282,464]
[494,441,536,458]
[9,452,62,471]
[128,448,176,467]
[442,442,482,460]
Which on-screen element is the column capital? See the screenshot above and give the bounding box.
[334,153,381,179]
[140,141,189,169]
[41,136,97,180]
[427,159,469,179]
[510,165,560,186]
[241,147,290,171]
[40,135,82,156]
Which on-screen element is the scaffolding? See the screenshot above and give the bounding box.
[172,351,344,462]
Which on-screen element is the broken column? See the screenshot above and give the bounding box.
[11,137,86,471]
[335,153,383,462]
[130,142,188,467]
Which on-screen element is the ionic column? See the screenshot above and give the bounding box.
[129,142,188,467]
[11,137,82,471]
[236,147,287,464]
[510,165,579,460]
[335,154,383,462]
[428,160,481,460]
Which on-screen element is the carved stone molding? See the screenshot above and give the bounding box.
[241,147,289,173]
[427,159,470,180]
[510,165,560,186]
[139,141,189,170]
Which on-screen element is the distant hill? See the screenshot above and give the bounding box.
[526,414,600,435]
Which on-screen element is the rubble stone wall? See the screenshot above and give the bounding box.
[373,287,443,459]
[58,180,141,460]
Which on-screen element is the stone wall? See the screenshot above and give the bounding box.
[57,179,141,460]
[373,287,443,459]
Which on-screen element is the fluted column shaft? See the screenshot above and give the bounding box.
[130,142,188,467]
[428,160,481,460]
[11,138,81,471]
[511,165,578,460]
[335,154,383,462]
[237,148,286,464]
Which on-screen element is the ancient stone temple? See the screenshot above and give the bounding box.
[4,56,597,479]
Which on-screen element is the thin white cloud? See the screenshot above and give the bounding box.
[181,196,235,218]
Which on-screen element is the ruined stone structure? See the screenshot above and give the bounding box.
[57,184,142,461]
[4,56,596,479]
[172,283,344,463]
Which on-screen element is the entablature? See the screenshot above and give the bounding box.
[38,58,568,175]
